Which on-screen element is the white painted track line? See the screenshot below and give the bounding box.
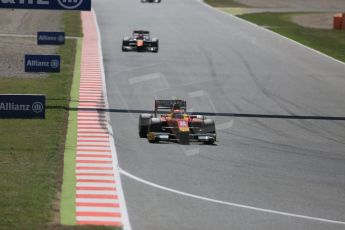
[120,168,345,226]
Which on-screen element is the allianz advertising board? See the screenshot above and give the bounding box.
[0,94,45,119]
[0,0,91,11]
[37,32,65,45]
[25,54,60,73]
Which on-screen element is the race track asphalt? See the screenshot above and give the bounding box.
[93,0,345,229]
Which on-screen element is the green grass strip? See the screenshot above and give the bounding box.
[222,7,252,15]
[0,40,77,229]
[204,0,249,8]
[60,38,82,225]
[238,12,345,63]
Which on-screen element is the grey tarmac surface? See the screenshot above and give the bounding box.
[93,0,345,229]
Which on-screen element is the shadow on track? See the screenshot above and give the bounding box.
[46,106,345,121]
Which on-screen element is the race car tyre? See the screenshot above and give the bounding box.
[190,116,205,134]
[139,114,152,138]
[204,119,216,144]
[190,120,202,134]
[153,45,159,53]
[147,118,163,143]
[122,39,130,52]
[148,138,157,144]
[204,137,215,145]
[151,39,159,53]
[152,46,159,53]
[204,119,216,133]
[148,118,163,132]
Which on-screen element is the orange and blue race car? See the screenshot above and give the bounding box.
[122,30,159,53]
[139,100,217,145]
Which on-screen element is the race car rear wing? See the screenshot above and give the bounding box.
[133,30,150,37]
[154,100,187,117]
[134,30,150,35]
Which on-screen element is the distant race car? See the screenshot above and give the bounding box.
[141,0,161,3]
[122,30,159,53]
[139,100,217,145]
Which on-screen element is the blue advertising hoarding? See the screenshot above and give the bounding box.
[0,94,45,119]
[37,32,65,45]
[25,55,61,73]
[0,0,91,11]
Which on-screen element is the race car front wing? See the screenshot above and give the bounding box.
[147,131,216,144]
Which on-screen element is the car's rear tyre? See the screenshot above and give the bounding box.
[148,118,163,132]
[122,38,130,52]
[204,119,216,144]
[139,126,148,138]
[204,119,216,134]
[154,41,159,53]
[190,120,202,135]
[139,114,152,138]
